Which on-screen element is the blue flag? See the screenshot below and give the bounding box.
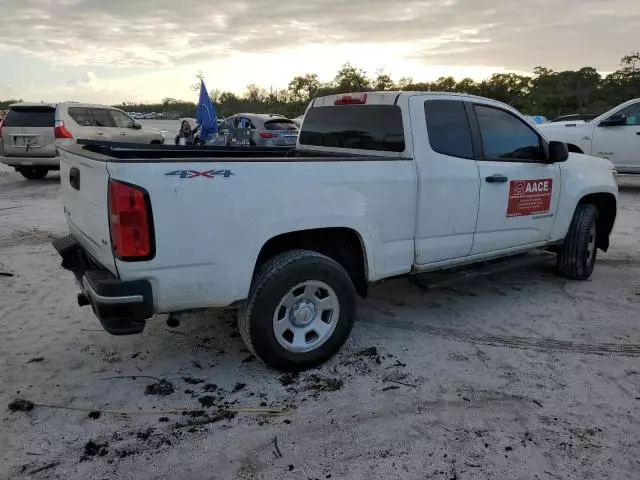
[196,80,218,141]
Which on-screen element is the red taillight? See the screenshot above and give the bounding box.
[108,180,154,260]
[54,120,73,139]
[260,132,277,139]
[334,93,368,105]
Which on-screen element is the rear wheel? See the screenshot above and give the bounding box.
[18,167,49,180]
[239,250,356,372]
[557,203,599,280]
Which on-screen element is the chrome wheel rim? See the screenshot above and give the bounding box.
[586,224,597,264]
[272,280,340,353]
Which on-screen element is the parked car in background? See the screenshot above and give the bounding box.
[539,98,640,174]
[226,113,299,147]
[549,113,599,123]
[0,102,164,180]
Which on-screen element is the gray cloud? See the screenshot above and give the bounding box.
[1,0,638,71]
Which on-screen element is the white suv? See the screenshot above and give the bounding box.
[0,102,164,180]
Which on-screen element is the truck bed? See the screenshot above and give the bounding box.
[64,140,402,162]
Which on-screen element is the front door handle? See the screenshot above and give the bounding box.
[119,132,127,136]
[485,174,508,183]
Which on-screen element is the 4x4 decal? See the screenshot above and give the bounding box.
[165,169,234,179]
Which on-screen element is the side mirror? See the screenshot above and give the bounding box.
[600,115,625,127]
[132,122,142,129]
[549,141,569,163]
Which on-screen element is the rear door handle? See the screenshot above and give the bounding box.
[96,132,104,136]
[485,174,508,183]
[119,132,127,136]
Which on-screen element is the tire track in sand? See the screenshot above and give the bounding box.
[361,320,640,356]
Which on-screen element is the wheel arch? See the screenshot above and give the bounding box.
[578,192,617,251]
[566,143,584,154]
[253,227,370,297]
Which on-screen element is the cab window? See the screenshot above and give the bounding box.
[474,105,545,161]
[424,100,473,159]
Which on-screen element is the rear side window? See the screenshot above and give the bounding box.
[264,120,297,131]
[68,107,95,126]
[3,107,54,127]
[424,100,473,159]
[474,105,545,161]
[299,105,405,152]
[90,109,115,128]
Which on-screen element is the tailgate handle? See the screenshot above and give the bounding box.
[69,167,80,190]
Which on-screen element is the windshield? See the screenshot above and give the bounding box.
[3,107,55,127]
[264,119,298,131]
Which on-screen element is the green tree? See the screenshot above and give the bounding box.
[372,70,395,91]
[333,63,371,92]
[288,74,322,101]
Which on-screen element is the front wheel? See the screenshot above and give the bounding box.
[557,203,599,280]
[18,167,49,180]
[239,251,356,372]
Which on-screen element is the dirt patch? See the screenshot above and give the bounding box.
[280,373,300,387]
[145,380,175,396]
[8,398,34,412]
[305,375,344,393]
[83,440,108,459]
[183,377,204,385]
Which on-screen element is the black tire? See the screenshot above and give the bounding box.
[557,203,599,280]
[18,167,48,180]
[239,250,356,372]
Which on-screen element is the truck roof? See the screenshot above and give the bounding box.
[310,90,511,107]
[308,91,523,118]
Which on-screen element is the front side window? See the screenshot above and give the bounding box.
[90,109,115,128]
[109,110,136,128]
[616,102,640,126]
[424,100,473,159]
[474,105,545,161]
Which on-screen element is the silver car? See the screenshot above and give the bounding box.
[0,102,164,180]
[226,113,298,147]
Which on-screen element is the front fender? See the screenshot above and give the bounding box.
[550,154,618,241]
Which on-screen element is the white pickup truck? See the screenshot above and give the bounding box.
[539,98,640,174]
[53,92,618,371]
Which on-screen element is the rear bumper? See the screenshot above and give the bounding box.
[52,234,153,335]
[1,155,60,168]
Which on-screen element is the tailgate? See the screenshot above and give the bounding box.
[1,105,57,157]
[59,148,117,274]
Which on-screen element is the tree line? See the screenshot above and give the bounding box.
[2,51,638,120]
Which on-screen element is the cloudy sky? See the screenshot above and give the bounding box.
[1,0,638,104]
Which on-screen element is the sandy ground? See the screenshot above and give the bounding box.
[1,164,639,480]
